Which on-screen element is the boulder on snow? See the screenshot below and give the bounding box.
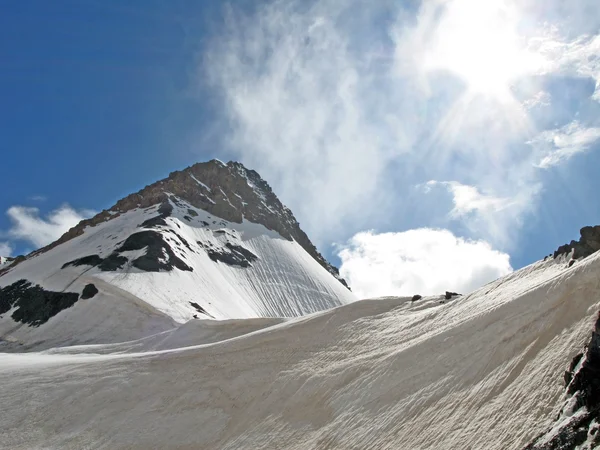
[411,295,422,302]
[81,283,99,299]
[445,291,460,300]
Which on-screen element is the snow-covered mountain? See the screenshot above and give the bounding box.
[2,160,600,449]
[1,231,600,449]
[0,160,355,350]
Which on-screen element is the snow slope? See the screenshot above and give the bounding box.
[1,248,598,449]
[0,197,355,350]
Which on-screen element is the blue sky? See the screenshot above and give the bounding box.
[1,0,599,297]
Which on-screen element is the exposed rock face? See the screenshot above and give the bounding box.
[199,241,258,268]
[523,312,600,450]
[81,283,99,299]
[0,280,80,326]
[27,160,348,287]
[553,226,600,260]
[62,231,193,273]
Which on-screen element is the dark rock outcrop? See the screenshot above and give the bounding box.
[0,279,80,326]
[81,283,99,299]
[62,254,104,269]
[27,160,348,288]
[523,312,600,450]
[200,242,258,268]
[61,231,193,273]
[411,295,422,302]
[189,301,214,318]
[445,291,460,300]
[554,226,600,260]
[118,230,192,272]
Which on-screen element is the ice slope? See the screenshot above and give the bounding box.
[0,198,355,349]
[1,248,599,449]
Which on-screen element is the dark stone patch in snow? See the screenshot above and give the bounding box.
[118,231,192,272]
[81,283,99,299]
[0,279,80,326]
[445,291,461,300]
[189,301,214,318]
[183,215,192,222]
[140,215,168,228]
[187,208,198,217]
[98,253,128,271]
[62,231,192,273]
[140,201,173,229]
[523,312,600,450]
[200,221,209,227]
[62,254,104,269]
[200,242,257,268]
[171,232,192,252]
[411,295,422,302]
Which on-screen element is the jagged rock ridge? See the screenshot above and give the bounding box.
[554,225,600,260]
[21,160,348,287]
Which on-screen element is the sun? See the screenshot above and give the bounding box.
[424,0,541,99]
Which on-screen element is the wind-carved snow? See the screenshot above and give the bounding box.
[0,243,599,448]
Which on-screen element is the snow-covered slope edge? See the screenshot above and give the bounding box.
[1,244,599,449]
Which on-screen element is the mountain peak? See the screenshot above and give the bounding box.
[23,160,348,288]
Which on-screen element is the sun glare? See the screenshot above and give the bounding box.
[426,0,541,98]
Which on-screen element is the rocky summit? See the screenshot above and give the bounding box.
[0,160,356,348]
[17,160,347,288]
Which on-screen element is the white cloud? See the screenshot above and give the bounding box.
[425,181,511,217]
[529,121,600,168]
[4,205,96,249]
[0,241,12,257]
[338,229,513,299]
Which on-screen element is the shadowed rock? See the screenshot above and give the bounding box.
[554,225,600,260]
[60,231,192,273]
[201,242,258,268]
[0,279,80,326]
[81,284,99,299]
[522,312,600,449]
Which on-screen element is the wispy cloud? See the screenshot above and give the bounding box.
[338,228,513,299]
[202,0,599,254]
[205,0,400,242]
[3,205,96,249]
[536,33,600,102]
[529,121,600,168]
